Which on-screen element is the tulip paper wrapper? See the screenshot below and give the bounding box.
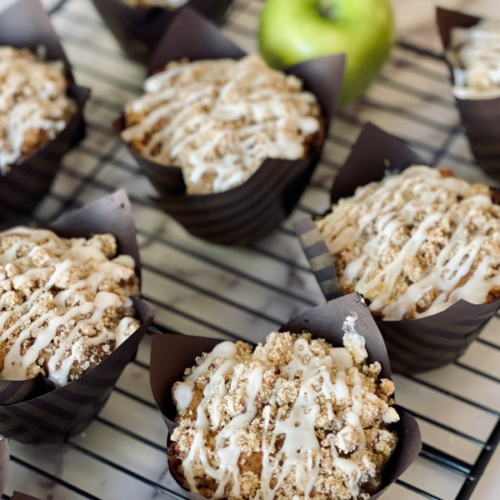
[437,7,500,178]
[113,8,345,246]
[90,0,232,63]
[11,494,43,500]
[294,122,500,375]
[150,293,422,500]
[0,191,154,443]
[0,0,90,223]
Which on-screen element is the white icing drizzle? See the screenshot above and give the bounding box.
[0,47,74,173]
[177,315,370,499]
[0,228,139,385]
[448,20,500,100]
[319,165,500,320]
[122,55,320,194]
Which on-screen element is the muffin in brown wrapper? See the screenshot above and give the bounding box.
[113,8,345,246]
[150,293,422,500]
[437,7,500,177]
[90,0,233,63]
[294,122,500,375]
[0,0,90,222]
[0,191,154,444]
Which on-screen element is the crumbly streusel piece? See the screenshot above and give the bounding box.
[317,165,500,321]
[122,55,323,195]
[0,47,75,173]
[169,315,398,500]
[0,228,140,386]
[448,20,500,100]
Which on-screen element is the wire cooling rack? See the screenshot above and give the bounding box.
[3,0,500,499]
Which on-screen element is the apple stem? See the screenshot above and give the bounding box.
[319,0,334,18]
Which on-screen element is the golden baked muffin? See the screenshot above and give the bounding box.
[122,55,324,195]
[0,47,75,173]
[0,228,140,386]
[169,315,399,500]
[317,166,500,321]
[447,20,500,100]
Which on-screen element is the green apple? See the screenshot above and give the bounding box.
[259,0,395,105]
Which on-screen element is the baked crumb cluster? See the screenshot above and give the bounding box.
[0,47,75,173]
[317,166,500,321]
[122,55,323,195]
[448,20,500,99]
[0,228,140,386]
[120,0,188,7]
[170,316,398,500]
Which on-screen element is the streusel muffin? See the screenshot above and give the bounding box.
[447,20,500,99]
[169,315,399,500]
[0,47,75,173]
[317,165,500,321]
[122,55,323,195]
[0,227,140,386]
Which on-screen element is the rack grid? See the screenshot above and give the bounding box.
[3,0,500,499]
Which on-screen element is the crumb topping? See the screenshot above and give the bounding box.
[0,47,75,173]
[170,314,398,500]
[448,20,500,100]
[0,227,141,386]
[317,165,500,320]
[122,55,322,195]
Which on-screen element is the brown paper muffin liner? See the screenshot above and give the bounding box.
[0,438,8,497]
[294,122,500,374]
[150,293,422,500]
[113,8,345,246]
[0,0,90,223]
[0,191,154,443]
[436,7,500,177]
[11,494,42,500]
[90,0,233,63]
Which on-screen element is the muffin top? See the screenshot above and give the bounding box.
[0,47,75,173]
[170,315,398,500]
[122,55,322,195]
[448,20,500,100]
[0,228,140,386]
[317,166,500,321]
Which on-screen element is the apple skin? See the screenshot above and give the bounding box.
[259,0,395,105]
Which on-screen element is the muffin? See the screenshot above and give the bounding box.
[0,227,141,386]
[447,20,500,100]
[316,165,500,321]
[122,55,324,195]
[0,47,75,174]
[169,316,399,500]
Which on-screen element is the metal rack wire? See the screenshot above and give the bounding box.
[3,0,500,498]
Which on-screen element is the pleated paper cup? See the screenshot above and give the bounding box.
[150,293,422,500]
[0,0,90,223]
[0,191,154,443]
[113,8,344,246]
[90,0,233,63]
[0,438,8,497]
[437,7,500,177]
[294,122,500,375]
[11,494,42,500]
